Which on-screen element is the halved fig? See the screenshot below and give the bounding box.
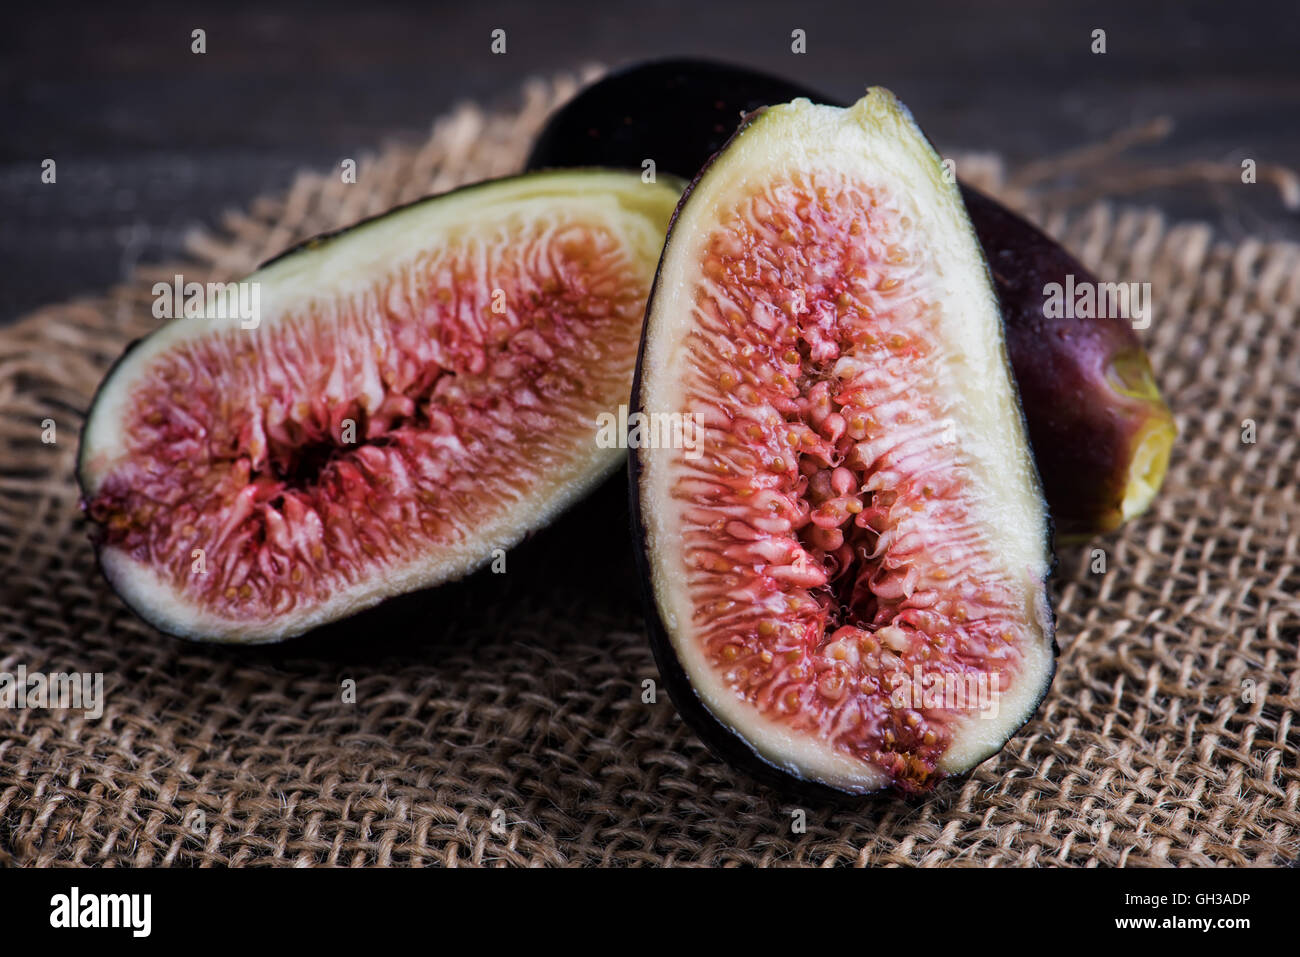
[79,171,680,643]
[529,58,1176,538]
[631,90,1057,795]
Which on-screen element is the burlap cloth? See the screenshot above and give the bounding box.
[1,69,1297,867]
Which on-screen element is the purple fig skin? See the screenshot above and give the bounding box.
[962,186,1175,538]
[526,58,1175,538]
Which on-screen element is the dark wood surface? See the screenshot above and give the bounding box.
[5,0,1298,324]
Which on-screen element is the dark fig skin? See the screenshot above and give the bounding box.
[527,59,827,185]
[962,188,1174,536]
[527,58,1174,539]
[627,102,1058,802]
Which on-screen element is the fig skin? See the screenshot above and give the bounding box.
[960,187,1175,537]
[527,58,1174,538]
[630,93,1059,799]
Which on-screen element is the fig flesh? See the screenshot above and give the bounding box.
[631,90,1057,795]
[79,171,680,643]
[528,58,1175,538]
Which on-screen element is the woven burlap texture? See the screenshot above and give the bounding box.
[1,70,1297,867]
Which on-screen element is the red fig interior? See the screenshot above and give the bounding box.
[80,172,679,642]
[635,91,1056,793]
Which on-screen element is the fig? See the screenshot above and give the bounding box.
[959,187,1175,537]
[630,89,1057,795]
[528,58,1175,538]
[79,171,680,643]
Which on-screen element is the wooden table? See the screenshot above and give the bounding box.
[4,0,1297,323]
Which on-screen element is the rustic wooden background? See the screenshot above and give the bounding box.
[4,0,1297,323]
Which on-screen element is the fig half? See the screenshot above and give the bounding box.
[529,58,1175,538]
[80,171,680,643]
[632,90,1057,795]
